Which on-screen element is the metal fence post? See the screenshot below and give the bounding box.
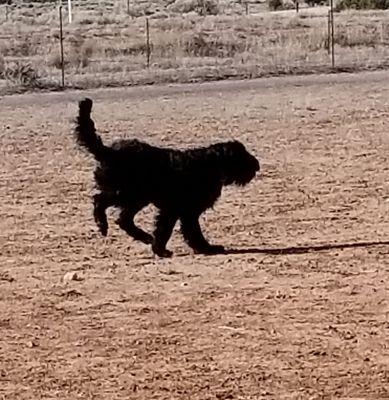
[330,0,335,68]
[146,18,150,68]
[59,5,65,87]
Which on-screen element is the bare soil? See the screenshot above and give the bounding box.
[1,71,389,399]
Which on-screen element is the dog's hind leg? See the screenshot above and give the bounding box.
[93,192,116,236]
[151,210,178,258]
[116,205,153,245]
[180,214,225,255]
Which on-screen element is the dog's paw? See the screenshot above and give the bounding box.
[156,250,173,258]
[97,222,108,237]
[152,245,173,258]
[194,244,225,255]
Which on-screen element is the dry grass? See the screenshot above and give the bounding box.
[1,0,389,92]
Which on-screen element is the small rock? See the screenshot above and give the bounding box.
[26,340,38,348]
[63,271,83,283]
[62,289,83,298]
[0,271,14,282]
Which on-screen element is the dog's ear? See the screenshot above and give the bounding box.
[224,140,246,157]
[232,140,246,150]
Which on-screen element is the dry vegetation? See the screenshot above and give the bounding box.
[1,0,389,93]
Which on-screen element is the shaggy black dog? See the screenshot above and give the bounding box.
[74,98,260,258]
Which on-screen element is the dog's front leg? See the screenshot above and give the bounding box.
[180,214,225,255]
[93,192,116,236]
[151,210,178,258]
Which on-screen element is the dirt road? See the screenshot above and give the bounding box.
[3,69,389,108]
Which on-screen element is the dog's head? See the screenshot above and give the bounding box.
[215,140,260,186]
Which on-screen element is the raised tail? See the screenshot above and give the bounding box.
[74,98,109,162]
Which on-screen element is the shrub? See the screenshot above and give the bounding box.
[169,0,219,15]
[282,0,297,9]
[197,0,219,15]
[306,0,326,6]
[182,32,246,57]
[335,0,389,10]
[68,35,95,68]
[3,61,40,87]
[268,0,284,10]
[47,52,65,69]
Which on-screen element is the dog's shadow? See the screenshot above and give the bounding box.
[223,239,389,256]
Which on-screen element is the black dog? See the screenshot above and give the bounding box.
[74,98,260,257]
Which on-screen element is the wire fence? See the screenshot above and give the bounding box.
[1,0,389,93]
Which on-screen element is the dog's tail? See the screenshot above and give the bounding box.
[74,98,110,162]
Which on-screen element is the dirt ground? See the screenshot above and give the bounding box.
[1,71,389,399]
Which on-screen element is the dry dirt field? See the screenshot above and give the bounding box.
[1,70,389,399]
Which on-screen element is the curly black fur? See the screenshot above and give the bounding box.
[74,97,260,257]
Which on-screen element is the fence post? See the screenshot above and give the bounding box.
[146,18,150,68]
[5,4,8,21]
[327,10,331,55]
[59,5,65,87]
[67,0,72,23]
[245,2,248,14]
[330,0,335,68]
[126,0,130,15]
[295,0,299,13]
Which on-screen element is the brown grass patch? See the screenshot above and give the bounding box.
[1,2,389,92]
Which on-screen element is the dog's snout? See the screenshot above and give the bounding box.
[252,156,260,172]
